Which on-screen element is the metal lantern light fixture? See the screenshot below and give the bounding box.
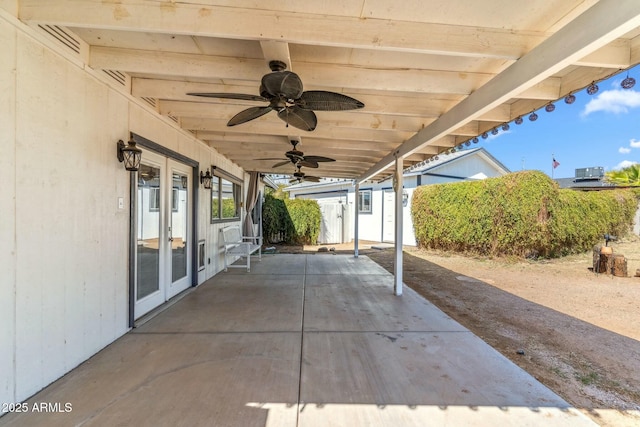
[200,168,213,189]
[117,138,142,171]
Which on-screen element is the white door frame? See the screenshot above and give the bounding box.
[134,151,193,319]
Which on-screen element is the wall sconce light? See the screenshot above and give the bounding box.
[402,190,409,207]
[200,168,213,189]
[117,138,142,171]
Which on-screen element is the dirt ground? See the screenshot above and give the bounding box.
[271,238,640,426]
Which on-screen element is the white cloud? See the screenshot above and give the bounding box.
[581,89,640,116]
[619,147,631,154]
[614,160,639,170]
[486,130,511,141]
[630,138,640,148]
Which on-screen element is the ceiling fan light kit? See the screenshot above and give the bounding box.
[187,60,364,132]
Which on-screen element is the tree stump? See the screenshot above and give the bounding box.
[612,254,627,277]
[593,245,613,274]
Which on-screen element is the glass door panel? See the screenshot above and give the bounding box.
[135,152,168,320]
[167,160,192,299]
[171,172,188,283]
[137,163,161,300]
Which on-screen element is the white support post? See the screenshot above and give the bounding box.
[354,182,359,258]
[394,157,403,296]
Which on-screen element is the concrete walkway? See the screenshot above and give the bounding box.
[1,254,595,426]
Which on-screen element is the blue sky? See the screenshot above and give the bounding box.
[472,64,640,178]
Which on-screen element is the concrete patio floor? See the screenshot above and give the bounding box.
[1,254,596,426]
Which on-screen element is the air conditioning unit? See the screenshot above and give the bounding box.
[575,167,604,180]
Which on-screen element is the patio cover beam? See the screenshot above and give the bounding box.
[356,0,640,183]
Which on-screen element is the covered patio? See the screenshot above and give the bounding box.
[3,1,640,420]
[0,254,595,426]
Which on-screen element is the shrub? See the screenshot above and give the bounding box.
[412,171,637,258]
[262,194,291,243]
[547,189,637,256]
[284,198,322,244]
[262,194,321,244]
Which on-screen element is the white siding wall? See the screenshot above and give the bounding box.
[6,24,131,401]
[0,10,247,404]
[0,11,17,407]
[357,188,384,242]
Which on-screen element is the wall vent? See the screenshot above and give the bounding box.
[103,70,127,86]
[37,25,81,54]
[141,97,157,108]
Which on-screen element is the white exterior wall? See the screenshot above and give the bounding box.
[355,186,381,242]
[0,8,17,408]
[0,10,248,405]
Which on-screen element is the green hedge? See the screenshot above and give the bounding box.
[262,194,321,244]
[412,171,637,258]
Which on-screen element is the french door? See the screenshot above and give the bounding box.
[135,150,192,319]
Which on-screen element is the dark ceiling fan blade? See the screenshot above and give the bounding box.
[262,71,303,99]
[303,155,335,163]
[255,157,287,160]
[277,106,317,131]
[187,92,267,102]
[271,160,291,168]
[304,176,321,182]
[299,160,319,168]
[227,106,273,126]
[296,91,365,111]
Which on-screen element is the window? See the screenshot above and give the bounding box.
[358,190,372,214]
[210,167,242,222]
[172,188,179,212]
[149,187,160,211]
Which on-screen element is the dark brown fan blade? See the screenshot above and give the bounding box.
[303,155,335,163]
[187,93,267,102]
[262,71,303,99]
[304,176,321,182]
[255,158,287,160]
[299,160,319,168]
[271,160,291,168]
[296,91,364,111]
[227,106,273,126]
[277,106,317,131]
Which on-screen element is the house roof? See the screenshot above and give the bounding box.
[17,1,640,182]
[404,147,510,177]
[286,146,506,191]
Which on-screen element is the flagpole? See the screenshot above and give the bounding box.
[551,153,554,179]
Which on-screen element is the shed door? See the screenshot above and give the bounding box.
[319,201,344,244]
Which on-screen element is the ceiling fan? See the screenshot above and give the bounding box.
[187,60,365,131]
[289,165,321,183]
[258,139,335,169]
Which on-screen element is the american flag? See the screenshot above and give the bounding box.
[552,158,560,169]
